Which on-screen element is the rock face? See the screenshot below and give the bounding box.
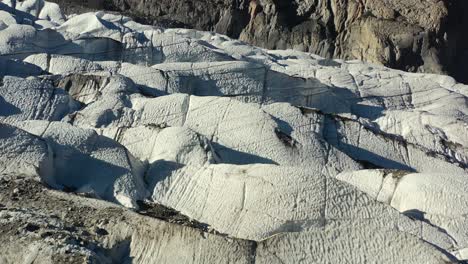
[0,1,467,263]
[47,0,468,83]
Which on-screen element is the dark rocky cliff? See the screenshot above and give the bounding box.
[50,0,468,83]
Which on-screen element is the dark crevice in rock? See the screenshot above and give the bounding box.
[274,128,297,148]
[249,240,258,264]
[440,0,468,84]
[136,200,228,237]
[352,159,386,170]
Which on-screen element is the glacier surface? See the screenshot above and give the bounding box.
[0,1,467,263]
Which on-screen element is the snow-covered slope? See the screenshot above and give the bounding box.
[0,1,467,263]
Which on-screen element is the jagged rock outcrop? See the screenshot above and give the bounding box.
[46,0,468,83]
[0,1,467,263]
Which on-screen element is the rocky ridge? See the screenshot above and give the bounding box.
[0,1,467,263]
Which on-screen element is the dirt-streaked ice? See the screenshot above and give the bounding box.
[0,1,466,263]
